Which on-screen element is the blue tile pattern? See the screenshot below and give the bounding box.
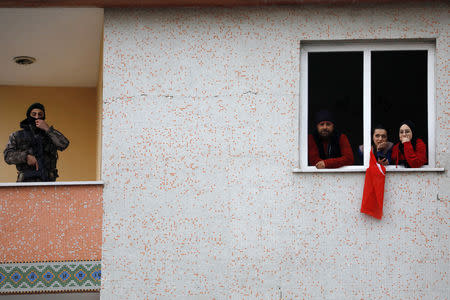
[0,261,101,294]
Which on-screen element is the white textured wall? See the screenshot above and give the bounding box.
[102,3,449,299]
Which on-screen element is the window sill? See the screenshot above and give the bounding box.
[0,181,104,187]
[292,166,445,173]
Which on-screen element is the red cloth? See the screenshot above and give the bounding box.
[391,139,427,168]
[308,134,354,168]
[361,151,386,219]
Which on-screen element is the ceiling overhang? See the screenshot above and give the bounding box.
[0,0,441,7]
[0,8,103,87]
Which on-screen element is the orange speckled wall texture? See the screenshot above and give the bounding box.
[101,3,448,299]
[0,185,103,263]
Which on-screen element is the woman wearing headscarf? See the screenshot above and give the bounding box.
[391,120,427,168]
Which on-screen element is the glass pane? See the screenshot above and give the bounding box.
[308,52,363,166]
[371,50,428,162]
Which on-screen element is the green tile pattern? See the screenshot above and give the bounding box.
[0,261,100,294]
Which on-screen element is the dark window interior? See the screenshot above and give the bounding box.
[371,50,428,150]
[308,52,363,165]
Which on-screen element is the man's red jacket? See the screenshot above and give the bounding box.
[308,134,354,168]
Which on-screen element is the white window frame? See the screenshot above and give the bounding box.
[296,40,442,173]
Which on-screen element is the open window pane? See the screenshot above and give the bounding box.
[308,52,363,165]
[0,8,103,182]
[371,50,428,155]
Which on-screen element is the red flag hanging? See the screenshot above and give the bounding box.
[361,151,386,219]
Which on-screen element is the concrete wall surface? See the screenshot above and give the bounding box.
[101,3,449,299]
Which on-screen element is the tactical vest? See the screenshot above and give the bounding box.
[15,130,59,181]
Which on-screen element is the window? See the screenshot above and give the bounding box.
[299,40,436,172]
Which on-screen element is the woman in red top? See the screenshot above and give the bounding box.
[391,120,427,168]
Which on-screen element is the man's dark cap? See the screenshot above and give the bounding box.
[26,103,45,119]
[314,110,335,125]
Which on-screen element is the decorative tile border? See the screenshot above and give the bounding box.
[0,261,100,294]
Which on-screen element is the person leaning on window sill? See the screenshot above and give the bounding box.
[391,120,427,168]
[358,124,393,166]
[308,110,354,169]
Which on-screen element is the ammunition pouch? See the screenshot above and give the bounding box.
[17,169,58,182]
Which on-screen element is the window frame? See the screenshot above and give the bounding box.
[297,40,438,172]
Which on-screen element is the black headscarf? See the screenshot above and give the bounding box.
[398,120,417,154]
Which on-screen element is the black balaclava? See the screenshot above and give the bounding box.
[21,103,46,130]
[26,103,46,120]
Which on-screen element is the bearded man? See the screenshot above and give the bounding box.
[4,103,69,182]
[308,110,354,169]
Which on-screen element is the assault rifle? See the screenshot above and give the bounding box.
[22,125,48,181]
